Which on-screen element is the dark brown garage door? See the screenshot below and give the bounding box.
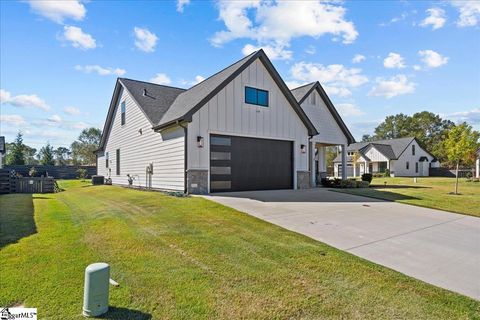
[210,134,293,192]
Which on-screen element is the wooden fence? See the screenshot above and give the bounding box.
[3,165,96,179]
[0,170,55,194]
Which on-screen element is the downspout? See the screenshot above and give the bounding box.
[308,135,313,187]
[178,121,188,194]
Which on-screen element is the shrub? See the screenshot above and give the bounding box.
[358,181,370,188]
[383,169,390,177]
[29,166,36,177]
[77,168,87,180]
[361,173,373,183]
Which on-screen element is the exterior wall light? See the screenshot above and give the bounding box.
[301,144,307,153]
[197,136,204,148]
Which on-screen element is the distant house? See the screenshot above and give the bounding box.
[476,148,480,178]
[333,137,439,177]
[95,50,354,194]
[0,136,5,169]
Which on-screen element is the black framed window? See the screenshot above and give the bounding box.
[121,101,126,125]
[415,162,419,173]
[106,152,109,168]
[406,161,409,170]
[412,144,415,155]
[245,86,269,107]
[116,149,120,175]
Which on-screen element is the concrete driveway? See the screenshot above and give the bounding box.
[203,188,480,300]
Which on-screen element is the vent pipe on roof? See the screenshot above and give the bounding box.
[143,89,147,96]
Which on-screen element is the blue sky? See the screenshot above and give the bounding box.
[1,0,479,149]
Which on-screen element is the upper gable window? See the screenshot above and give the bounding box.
[245,86,269,107]
[412,144,415,155]
[120,101,126,125]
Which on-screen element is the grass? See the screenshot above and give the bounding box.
[0,180,479,319]
[333,177,480,217]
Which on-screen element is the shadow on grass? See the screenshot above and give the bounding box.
[99,306,152,319]
[370,184,431,189]
[0,194,37,249]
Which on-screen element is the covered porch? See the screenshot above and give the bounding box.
[310,141,348,186]
[333,160,390,178]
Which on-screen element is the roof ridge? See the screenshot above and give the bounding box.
[291,81,316,91]
[119,77,186,91]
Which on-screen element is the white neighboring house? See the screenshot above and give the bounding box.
[333,137,440,177]
[96,50,353,194]
[0,136,5,168]
[476,148,480,178]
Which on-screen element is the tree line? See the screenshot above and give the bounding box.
[5,128,101,166]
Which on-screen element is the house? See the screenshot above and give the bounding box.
[333,137,439,177]
[96,50,353,194]
[0,136,5,169]
[476,148,480,178]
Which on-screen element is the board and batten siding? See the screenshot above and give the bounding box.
[300,90,348,145]
[97,87,185,190]
[364,146,390,162]
[187,58,309,189]
[392,139,435,177]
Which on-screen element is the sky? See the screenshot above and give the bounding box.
[1,0,479,149]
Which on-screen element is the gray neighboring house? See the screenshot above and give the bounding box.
[96,50,353,194]
[333,137,440,177]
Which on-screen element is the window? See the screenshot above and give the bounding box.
[121,101,126,125]
[245,86,269,107]
[412,144,415,155]
[210,152,231,160]
[106,152,109,168]
[116,149,120,175]
[415,162,419,173]
[406,161,409,170]
[211,166,231,175]
[211,136,231,146]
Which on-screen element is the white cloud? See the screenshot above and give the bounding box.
[73,121,88,130]
[0,114,27,126]
[211,0,358,58]
[336,103,364,117]
[448,108,480,125]
[48,114,62,123]
[383,52,406,69]
[451,1,480,27]
[0,89,50,111]
[380,12,408,26]
[180,75,206,87]
[352,54,365,63]
[192,75,205,85]
[413,65,422,71]
[27,0,86,24]
[177,0,190,13]
[134,27,158,53]
[290,62,368,97]
[64,106,81,115]
[418,50,449,68]
[305,46,316,55]
[368,74,416,98]
[149,73,171,85]
[74,65,126,76]
[420,8,446,30]
[241,43,292,60]
[61,25,96,50]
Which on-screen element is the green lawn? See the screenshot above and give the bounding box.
[1,180,479,319]
[333,177,480,217]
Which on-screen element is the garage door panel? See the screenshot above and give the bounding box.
[210,134,293,192]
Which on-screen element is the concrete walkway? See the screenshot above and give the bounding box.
[203,188,480,300]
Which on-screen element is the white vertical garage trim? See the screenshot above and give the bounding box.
[97,87,185,190]
[186,57,309,181]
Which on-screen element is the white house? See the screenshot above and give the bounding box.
[476,148,480,178]
[333,137,440,177]
[96,50,353,194]
[0,136,5,169]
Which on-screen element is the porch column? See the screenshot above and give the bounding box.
[310,142,316,187]
[341,144,347,180]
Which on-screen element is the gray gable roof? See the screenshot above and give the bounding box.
[154,49,317,135]
[291,81,355,144]
[333,137,416,162]
[119,78,186,125]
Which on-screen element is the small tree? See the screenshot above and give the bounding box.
[6,131,26,165]
[29,166,37,177]
[351,151,361,178]
[38,142,55,165]
[444,123,480,194]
